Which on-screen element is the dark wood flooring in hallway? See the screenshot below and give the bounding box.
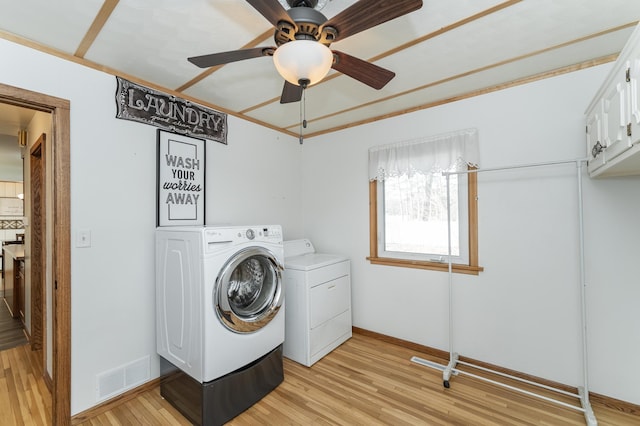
[0,299,27,352]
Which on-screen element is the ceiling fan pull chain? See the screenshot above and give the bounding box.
[299,89,304,144]
[298,78,310,144]
[303,88,308,129]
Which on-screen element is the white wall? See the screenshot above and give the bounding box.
[0,134,22,181]
[205,116,304,233]
[302,64,640,406]
[0,180,24,242]
[0,38,301,414]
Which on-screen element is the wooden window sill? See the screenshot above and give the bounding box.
[367,256,483,275]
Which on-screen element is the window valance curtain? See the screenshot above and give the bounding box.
[368,128,480,181]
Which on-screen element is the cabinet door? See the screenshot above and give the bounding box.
[602,79,628,161]
[586,101,605,174]
[628,55,640,145]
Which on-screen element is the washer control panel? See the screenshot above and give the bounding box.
[204,225,282,246]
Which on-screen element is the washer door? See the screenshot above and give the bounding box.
[214,246,283,333]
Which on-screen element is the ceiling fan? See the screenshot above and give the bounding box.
[188,0,423,104]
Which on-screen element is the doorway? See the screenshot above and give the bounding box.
[0,82,71,424]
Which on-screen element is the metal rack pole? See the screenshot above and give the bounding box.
[576,160,597,426]
[442,173,457,387]
[444,158,587,175]
[411,158,596,425]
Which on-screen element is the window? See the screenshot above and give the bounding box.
[368,129,483,275]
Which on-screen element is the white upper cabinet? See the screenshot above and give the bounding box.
[586,23,640,178]
[629,54,640,144]
[586,99,605,173]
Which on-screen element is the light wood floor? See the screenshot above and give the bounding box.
[0,344,50,425]
[3,332,640,425]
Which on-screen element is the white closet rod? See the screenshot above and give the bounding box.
[412,158,597,426]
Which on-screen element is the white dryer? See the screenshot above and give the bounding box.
[283,239,352,367]
[156,225,284,426]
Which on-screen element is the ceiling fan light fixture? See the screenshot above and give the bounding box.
[273,40,333,87]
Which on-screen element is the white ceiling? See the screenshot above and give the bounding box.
[1,0,640,139]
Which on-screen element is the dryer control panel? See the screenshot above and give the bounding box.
[284,238,314,258]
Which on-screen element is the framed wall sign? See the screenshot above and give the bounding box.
[157,130,205,226]
[116,77,227,144]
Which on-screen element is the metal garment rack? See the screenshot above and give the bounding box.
[411,158,597,426]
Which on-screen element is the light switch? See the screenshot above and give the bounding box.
[76,229,91,248]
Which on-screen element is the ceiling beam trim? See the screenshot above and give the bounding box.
[369,0,523,63]
[302,54,618,138]
[0,27,293,137]
[74,0,120,58]
[287,22,636,131]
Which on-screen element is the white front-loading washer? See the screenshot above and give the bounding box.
[156,225,284,426]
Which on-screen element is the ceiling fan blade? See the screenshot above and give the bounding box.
[331,51,395,90]
[280,80,303,104]
[246,0,293,27]
[188,47,274,68]
[322,0,422,42]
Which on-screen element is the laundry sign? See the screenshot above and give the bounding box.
[115,76,227,144]
[157,130,205,226]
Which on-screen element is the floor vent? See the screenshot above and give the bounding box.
[96,355,150,402]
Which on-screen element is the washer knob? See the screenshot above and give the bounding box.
[246,229,255,240]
